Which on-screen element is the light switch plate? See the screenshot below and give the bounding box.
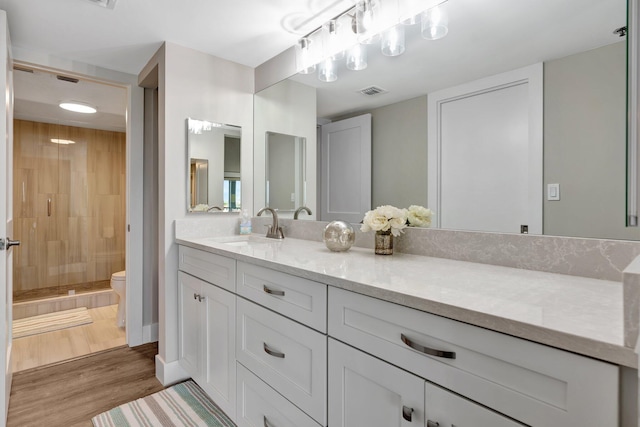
[547,183,560,201]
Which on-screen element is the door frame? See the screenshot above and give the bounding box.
[427,63,543,233]
[11,59,145,347]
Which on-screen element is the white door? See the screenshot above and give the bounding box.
[328,338,424,427]
[0,10,13,421]
[201,282,236,422]
[428,64,543,234]
[177,272,200,378]
[320,114,371,222]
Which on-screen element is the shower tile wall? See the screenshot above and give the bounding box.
[12,120,126,299]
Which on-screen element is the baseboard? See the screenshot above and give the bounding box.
[142,322,159,343]
[155,354,189,387]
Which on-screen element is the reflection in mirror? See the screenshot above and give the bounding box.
[255,0,639,240]
[254,79,317,220]
[266,132,306,213]
[187,118,242,213]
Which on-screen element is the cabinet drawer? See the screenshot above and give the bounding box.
[179,246,236,292]
[328,287,618,427]
[236,363,321,427]
[425,382,523,427]
[236,297,327,425]
[236,261,327,332]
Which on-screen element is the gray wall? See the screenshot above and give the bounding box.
[544,41,639,240]
[335,95,429,209]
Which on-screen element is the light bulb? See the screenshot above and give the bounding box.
[422,4,448,40]
[296,38,317,74]
[381,25,405,56]
[346,44,368,71]
[318,57,338,82]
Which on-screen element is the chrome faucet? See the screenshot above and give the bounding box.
[257,207,284,239]
[293,206,312,220]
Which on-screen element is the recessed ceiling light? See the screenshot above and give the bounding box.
[50,139,76,145]
[59,102,97,114]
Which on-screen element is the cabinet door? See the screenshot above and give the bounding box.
[328,338,424,427]
[425,382,523,427]
[201,282,236,422]
[178,272,201,377]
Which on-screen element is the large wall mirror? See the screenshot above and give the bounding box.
[187,118,242,213]
[254,0,640,240]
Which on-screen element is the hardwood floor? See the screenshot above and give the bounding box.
[7,342,164,427]
[12,305,126,372]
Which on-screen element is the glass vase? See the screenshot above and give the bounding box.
[374,230,393,255]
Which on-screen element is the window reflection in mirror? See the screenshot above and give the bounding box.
[186,118,242,213]
[265,132,306,212]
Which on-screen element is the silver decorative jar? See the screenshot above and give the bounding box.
[323,220,356,252]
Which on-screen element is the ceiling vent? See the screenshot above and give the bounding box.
[57,75,80,84]
[83,0,117,9]
[358,86,388,96]
[13,66,33,73]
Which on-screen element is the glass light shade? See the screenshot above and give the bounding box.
[323,20,345,60]
[381,25,405,56]
[59,102,96,114]
[422,4,448,40]
[318,57,338,82]
[296,37,317,74]
[355,0,381,44]
[346,43,368,71]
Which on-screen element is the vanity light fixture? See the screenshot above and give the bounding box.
[294,0,448,81]
[59,102,97,114]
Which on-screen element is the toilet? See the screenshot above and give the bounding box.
[110,270,126,328]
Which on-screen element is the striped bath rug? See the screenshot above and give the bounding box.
[92,380,234,427]
[13,307,93,338]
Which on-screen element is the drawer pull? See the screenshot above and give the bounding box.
[263,285,285,297]
[401,334,456,359]
[402,405,413,422]
[263,416,275,427]
[427,421,440,427]
[263,342,285,359]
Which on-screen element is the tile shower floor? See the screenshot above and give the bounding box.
[11,305,126,372]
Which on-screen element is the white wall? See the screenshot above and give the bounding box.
[139,42,254,385]
[254,79,316,218]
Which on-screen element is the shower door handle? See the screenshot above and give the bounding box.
[47,198,52,217]
[0,238,20,251]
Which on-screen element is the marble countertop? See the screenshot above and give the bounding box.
[176,235,637,368]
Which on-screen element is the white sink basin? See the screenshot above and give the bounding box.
[207,235,276,247]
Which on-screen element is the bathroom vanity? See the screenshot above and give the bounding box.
[175,233,631,427]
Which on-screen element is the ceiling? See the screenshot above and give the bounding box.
[1,0,359,131]
[0,0,628,130]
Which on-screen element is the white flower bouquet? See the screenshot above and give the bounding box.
[406,205,432,228]
[361,205,408,237]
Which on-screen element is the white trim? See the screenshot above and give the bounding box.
[11,51,145,347]
[143,322,159,343]
[155,354,189,387]
[628,0,639,226]
[428,63,544,234]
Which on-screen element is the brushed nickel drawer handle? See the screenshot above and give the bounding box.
[263,416,274,427]
[263,285,285,297]
[427,421,440,427]
[401,334,456,359]
[402,405,413,422]
[47,198,52,217]
[263,342,285,359]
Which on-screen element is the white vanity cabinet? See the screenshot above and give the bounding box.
[177,247,237,422]
[328,287,619,427]
[329,338,521,427]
